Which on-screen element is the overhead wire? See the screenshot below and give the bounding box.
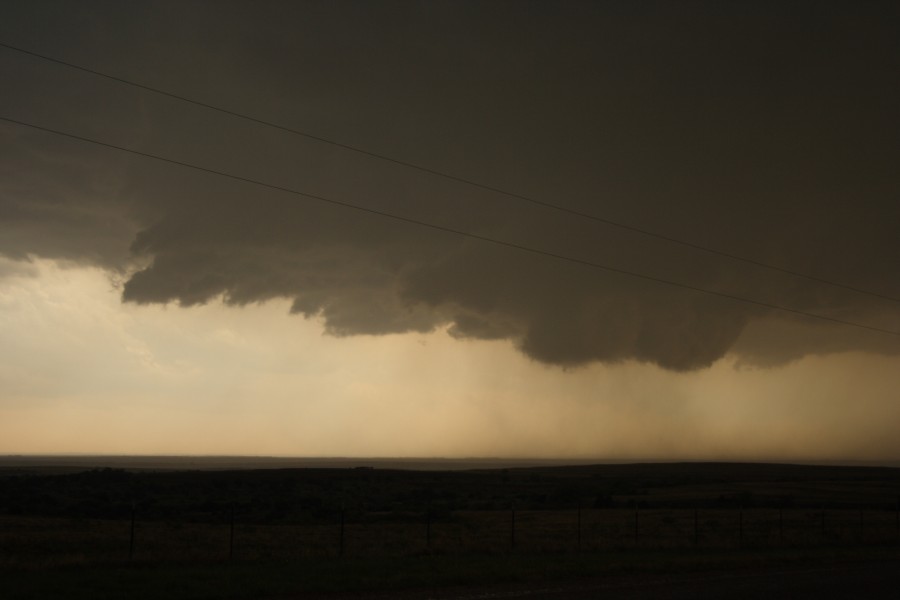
[1,41,898,306]
[2,114,898,338]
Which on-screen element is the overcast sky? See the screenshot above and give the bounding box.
[1,1,899,461]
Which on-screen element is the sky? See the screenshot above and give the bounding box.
[1,1,899,462]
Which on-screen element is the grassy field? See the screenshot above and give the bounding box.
[3,544,900,600]
[2,506,898,567]
[2,461,899,598]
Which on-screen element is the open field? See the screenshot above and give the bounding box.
[2,506,899,567]
[1,461,899,597]
[3,545,900,600]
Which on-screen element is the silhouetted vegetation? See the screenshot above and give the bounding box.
[3,462,899,525]
[2,462,899,598]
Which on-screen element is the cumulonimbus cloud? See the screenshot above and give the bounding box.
[2,1,898,370]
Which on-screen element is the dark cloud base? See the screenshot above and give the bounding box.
[2,1,898,370]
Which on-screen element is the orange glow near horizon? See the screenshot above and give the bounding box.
[1,260,899,463]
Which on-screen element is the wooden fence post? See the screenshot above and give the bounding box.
[634,507,639,545]
[425,503,432,552]
[128,501,136,560]
[779,508,784,544]
[576,506,582,552]
[509,504,516,552]
[229,504,235,560]
[339,507,345,558]
[693,507,698,546]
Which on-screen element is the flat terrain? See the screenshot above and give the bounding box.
[310,559,900,600]
[1,459,899,598]
[403,560,900,600]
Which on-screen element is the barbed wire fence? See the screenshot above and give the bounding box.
[2,499,898,566]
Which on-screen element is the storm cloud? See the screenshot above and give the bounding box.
[2,0,898,371]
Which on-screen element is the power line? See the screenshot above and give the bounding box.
[3,114,898,339]
[2,41,898,306]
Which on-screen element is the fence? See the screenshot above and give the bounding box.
[2,505,899,566]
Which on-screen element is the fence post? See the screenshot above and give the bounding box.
[859,509,864,542]
[128,500,136,561]
[425,502,432,552]
[339,506,345,558]
[779,508,784,544]
[634,507,639,545]
[229,504,235,560]
[693,507,698,546]
[577,506,582,552]
[510,504,516,552]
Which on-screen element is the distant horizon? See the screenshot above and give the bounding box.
[3,454,899,470]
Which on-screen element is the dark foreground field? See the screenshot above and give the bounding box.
[1,460,899,598]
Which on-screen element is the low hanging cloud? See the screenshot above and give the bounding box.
[1,1,898,371]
